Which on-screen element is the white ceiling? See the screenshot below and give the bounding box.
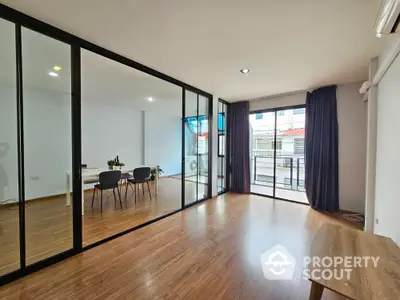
[81,49,182,116]
[0,18,183,116]
[0,0,391,101]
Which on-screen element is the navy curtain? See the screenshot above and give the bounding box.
[229,101,250,193]
[305,85,339,212]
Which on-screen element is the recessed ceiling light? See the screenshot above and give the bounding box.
[49,72,59,77]
[53,65,62,71]
[240,68,250,74]
[147,97,153,102]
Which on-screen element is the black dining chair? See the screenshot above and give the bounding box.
[91,170,122,213]
[126,167,151,203]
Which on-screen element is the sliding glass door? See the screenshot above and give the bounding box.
[0,18,20,276]
[250,106,307,203]
[217,100,229,193]
[183,90,211,206]
[274,108,306,201]
[184,90,198,206]
[80,49,183,246]
[250,111,275,197]
[0,19,75,281]
[22,27,74,265]
[197,95,209,201]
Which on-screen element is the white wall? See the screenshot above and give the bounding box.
[337,83,366,213]
[24,88,72,200]
[145,111,181,176]
[82,102,142,169]
[249,83,367,213]
[374,51,400,245]
[0,85,19,203]
[82,102,183,178]
[0,85,72,202]
[364,57,379,233]
[0,83,183,202]
[249,92,306,111]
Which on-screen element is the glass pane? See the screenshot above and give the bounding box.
[22,27,73,265]
[217,101,227,193]
[197,95,209,200]
[223,103,228,190]
[184,90,197,206]
[0,18,20,275]
[81,49,182,246]
[250,111,275,196]
[274,109,307,203]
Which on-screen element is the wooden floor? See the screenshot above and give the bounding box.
[83,177,186,245]
[0,177,204,275]
[0,193,359,299]
[251,184,309,204]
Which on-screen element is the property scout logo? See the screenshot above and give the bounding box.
[260,244,380,281]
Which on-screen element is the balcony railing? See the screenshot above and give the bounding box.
[251,155,305,192]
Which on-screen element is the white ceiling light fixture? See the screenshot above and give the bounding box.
[240,68,250,74]
[147,97,154,102]
[48,71,59,77]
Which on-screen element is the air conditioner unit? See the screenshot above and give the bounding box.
[375,0,400,37]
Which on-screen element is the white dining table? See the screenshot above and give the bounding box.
[66,166,159,215]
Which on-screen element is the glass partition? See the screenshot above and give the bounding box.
[81,49,182,246]
[22,27,73,265]
[183,90,211,206]
[250,111,275,197]
[197,95,209,201]
[184,90,198,206]
[0,18,20,275]
[0,7,212,281]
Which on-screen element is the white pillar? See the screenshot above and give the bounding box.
[365,57,378,232]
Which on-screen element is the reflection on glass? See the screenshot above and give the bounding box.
[0,18,20,275]
[81,49,182,246]
[184,90,198,205]
[197,95,209,200]
[22,27,73,265]
[250,112,275,196]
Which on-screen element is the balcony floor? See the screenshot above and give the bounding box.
[251,184,309,204]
